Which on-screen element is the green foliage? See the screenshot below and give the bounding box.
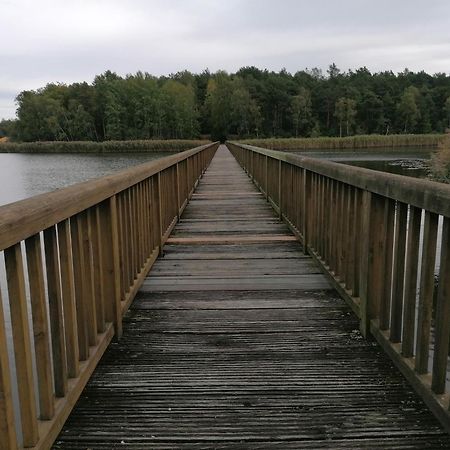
[204,72,233,141]
[0,119,16,138]
[334,97,357,137]
[6,65,450,142]
[161,80,199,139]
[291,88,312,137]
[397,86,421,133]
[0,140,210,153]
[445,97,450,129]
[229,78,262,138]
[238,134,444,151]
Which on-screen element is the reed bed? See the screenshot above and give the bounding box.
[430,135,450,183]
[0,139,211,153]
[237,134,444,151]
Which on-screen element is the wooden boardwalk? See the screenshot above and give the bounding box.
[54,146,450,449]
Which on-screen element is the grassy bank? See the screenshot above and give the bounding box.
[0,139,211,153]
[236,134,445,151]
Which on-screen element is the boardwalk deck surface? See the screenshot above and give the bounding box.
[55,146,450,449]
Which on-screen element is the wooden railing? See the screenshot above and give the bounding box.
[0,142,218,449]
[228,141,450,432]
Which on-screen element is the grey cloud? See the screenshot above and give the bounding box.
[1,0,449,119]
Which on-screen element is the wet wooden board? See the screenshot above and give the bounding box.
[55,145,450,449]
[166,236,298,244]
[149,258,321,276]
[142,275,330,292]
[162,242,308,260]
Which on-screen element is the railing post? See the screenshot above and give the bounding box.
[79,211,97,347]
[156,172,164,255]
[71,214,90,360]
[379,199,395,330]
[265,155,269,200]
[57,220,80,378]
[431,217,450,394]
[25,234,54,418]
[99,196,123,338]
[415,211,438,374]
[359,191,371,337]
[359,192,386,337]
[187,157,192,198]
[390,202,408,343]
[402,206,422,357]
[278,160,282,220]
[44,226,68,397]
[4,244,39,446]
[0,290,18,450]
[302,169,310,252]
[176,163,181,219]
[93,206,106,334]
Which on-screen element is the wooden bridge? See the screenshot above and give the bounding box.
[2,143,450,448]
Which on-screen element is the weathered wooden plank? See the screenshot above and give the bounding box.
[166,236,297,245]
[142,275,330,292]
[150,258,320,276]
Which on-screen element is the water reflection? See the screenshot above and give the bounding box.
[0,154,28,205]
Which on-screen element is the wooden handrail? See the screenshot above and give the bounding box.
[0,143,216,251]
[228,141,450,433]
[0,142,219,449]
[233,142,450,217]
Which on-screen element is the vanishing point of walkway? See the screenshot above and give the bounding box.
[54,146,450,448]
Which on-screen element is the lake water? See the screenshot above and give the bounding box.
[294,148,434,179]
[0,148,435,209]
[0,152,174,207]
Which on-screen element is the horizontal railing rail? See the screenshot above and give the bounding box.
[228,141,450,432]
[0,142,219,449]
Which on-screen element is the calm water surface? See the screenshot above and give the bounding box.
[295,147,434,179]
[0,148,434,208]
[0,152,174,206]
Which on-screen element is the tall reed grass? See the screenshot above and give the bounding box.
[430,134,450,183]
[0,139,210,153]
[237,134,444,151]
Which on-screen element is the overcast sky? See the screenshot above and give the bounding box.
[1,0,449,119]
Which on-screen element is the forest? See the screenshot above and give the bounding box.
[1,64,449,142]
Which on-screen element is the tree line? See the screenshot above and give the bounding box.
[1,65,449,142]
